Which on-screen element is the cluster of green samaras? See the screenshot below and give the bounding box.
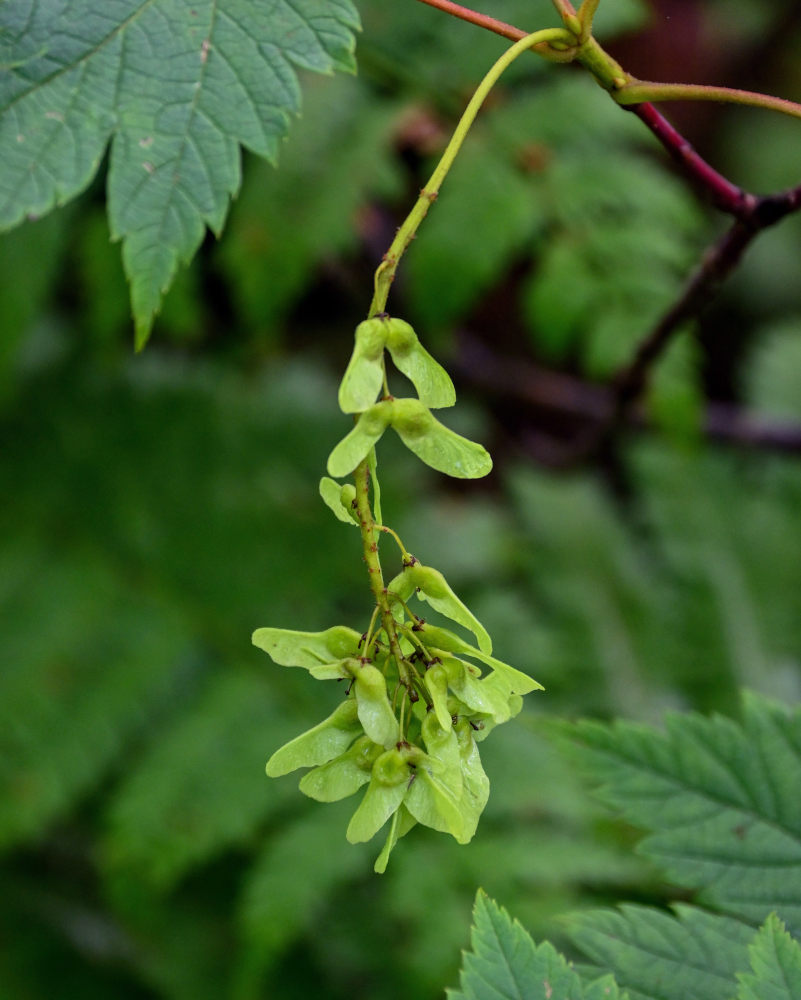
[253,316,542,871]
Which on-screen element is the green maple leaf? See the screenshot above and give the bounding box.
[0,0,359,347]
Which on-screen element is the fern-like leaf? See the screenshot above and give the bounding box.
[449,890,623,1000]
[562,693,801,935]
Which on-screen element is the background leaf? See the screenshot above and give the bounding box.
[448,890,622,1000]
[560,694,801,935]
[569,904,754,1000]
[738,914,801,1000]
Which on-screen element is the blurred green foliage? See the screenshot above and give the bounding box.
[1,0,801,997]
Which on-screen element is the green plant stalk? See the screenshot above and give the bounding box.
[367,26,572,318]
[352,458,409,689]
[415,0,801,120]
[359,29,573,700]
[575,35,628,90]
[615,81,801,120]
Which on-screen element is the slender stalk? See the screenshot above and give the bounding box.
[412,0,801,211]
[616,81,801,121]
[353,458,409,684]
[574,35,628,90]
[377,524,410,559]
[368,27,572,317]
[414,0,525,43]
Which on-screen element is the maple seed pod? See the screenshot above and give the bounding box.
[340,483,357,509]
[384,317,417,356]
[391,398,434,440]
[372,748,412,787]
[355,317,390,360]
[351,662,399,747]
[424,662,452,731]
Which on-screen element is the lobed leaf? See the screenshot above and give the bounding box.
[569,903,754,1000]
[0,0,360,347]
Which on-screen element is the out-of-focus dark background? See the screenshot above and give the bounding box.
[2,1,801,997]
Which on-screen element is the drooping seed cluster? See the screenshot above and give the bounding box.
[253,316,542,871]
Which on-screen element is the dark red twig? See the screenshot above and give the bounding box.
[455,336,801,460]
[626,103,752,217]
[413,0,756,214]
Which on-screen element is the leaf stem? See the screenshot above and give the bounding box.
[368,26,573,317]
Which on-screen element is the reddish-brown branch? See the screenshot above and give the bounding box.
[611,221,755,418]
[414,0,524,43]
[627,103,752,217]
[454,336,801,460]
[414,0,801,462]
[412,0,784,220]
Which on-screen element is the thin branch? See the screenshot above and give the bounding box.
[609,221,755,421]
[411,0,799,220]
[414,0,523,42]
[455,336,801,458]
[413,0,801,461]
[627,103,751,216]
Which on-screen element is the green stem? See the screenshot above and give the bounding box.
[377,524,410,560]
[399,623,435,663]
[576,35,629,90]
[363,603,382,655]
[615,81,801,121]
[353,458,409,684]
[368,26,573,317]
